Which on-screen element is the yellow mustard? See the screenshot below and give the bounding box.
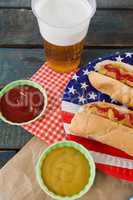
[42,147,90,196]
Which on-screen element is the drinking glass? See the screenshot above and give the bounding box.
[32,0,96,73]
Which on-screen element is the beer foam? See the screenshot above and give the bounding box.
[33,0,96,46]
[36,0,92,27]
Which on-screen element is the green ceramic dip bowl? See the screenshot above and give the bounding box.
[36,141,95,200]
[0,80,47,125]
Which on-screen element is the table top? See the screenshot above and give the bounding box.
[0,0,133,182]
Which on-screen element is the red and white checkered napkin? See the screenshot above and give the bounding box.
[23,63,75,144]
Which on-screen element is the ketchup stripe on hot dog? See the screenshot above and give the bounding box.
[96,60,133,88]
[85,102,133,129]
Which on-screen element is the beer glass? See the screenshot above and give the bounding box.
[32,0,96,73]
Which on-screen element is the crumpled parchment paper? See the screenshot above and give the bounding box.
[0,137,133,200]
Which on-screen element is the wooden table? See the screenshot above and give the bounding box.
[0,0,133,172]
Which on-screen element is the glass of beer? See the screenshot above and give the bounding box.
[32,0,96,73]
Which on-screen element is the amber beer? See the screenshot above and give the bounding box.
[44,39,84,73]
[32,0,96,73]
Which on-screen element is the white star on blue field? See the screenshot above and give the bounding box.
[63,52,133,106]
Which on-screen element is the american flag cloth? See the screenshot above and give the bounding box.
[23,63,75,144]
[61,52,133,182]
[23,53,133,182]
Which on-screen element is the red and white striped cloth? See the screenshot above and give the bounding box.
[23,63,133,181]
[61,101,133,182]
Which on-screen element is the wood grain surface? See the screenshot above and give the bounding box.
[0,48,43,86]
[0,0,133,9]
[0,0,30,8]
[97,0,133,8]
[0,9,133,47]
[0,151,16,168]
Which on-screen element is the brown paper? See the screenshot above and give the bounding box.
[0,137,133,200]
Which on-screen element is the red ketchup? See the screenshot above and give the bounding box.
[0,85,44,123]
[104,64,133,82]
[91,104,125,121]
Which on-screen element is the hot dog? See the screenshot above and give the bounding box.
[70,103,133,156]
[95,60,133,88]
[89,71,133,107]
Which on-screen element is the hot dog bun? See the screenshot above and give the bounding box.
[70,105,133,156]
[95,60,133,88]
[89,71,133,107]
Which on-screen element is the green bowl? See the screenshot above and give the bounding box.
[36,141,96,200]
[0,80,47,125]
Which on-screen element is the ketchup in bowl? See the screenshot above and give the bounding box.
[0,85,45,124]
